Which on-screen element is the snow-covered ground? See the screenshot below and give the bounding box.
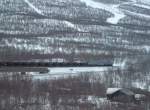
[24,0,80,31]
[136,0,150,4]
[63,21,83,31]
[31,67,110,80]
[106,88,121,94]
[122,9,150,19]
[113,58,128,69]
[133,3,150,9]
[80,0,150,24]
[78,96,108,109]
[24,0,44,15]
[80,0,125,24]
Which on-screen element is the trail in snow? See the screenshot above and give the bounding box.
[123,9,150,19]
[80,0,150,24]
[80,0,125,24]
[122,1,150,19]
[136,0,150,4]
[24,0,81,31]
[63,21,83,31]
[133,3,150,9]
[24,0,44,15]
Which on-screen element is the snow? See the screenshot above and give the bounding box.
[107,5,125,24]
[63,21,83,31]
[135,94,145,100]
[23,0,82,31]
[64,21,75,29]
[120,1,150,19]
[133,3,150,9]
[130,0,150,4]
[142,45,150,53]
[51,58,67,62]
[78,96,108,109]
[113,58,127,69]
[106,88,121,94]
[123,9,150,19]
[80,0,125,24]
[132,82,146,90]
[131,74,150,91]
[31,67,109,80]
[48,67,108,74]
[137,0,150,4]
[0,30,26,35]
[24,0,44,15]
[80,0,150,24]
[0,38,55,54]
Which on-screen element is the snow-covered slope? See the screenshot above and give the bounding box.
[80,0,125,24]
[24,0,44,15]
[1,0,150,91]
[80,0,150,24]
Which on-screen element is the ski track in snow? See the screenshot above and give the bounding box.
[24,0,79,31]
[133,3,150,9]
[24,0,150,26]
[80,0,125,24]
[80,0,150,24]
[123,9,150,19]
[24,0,44,15]
[63,21,83,31]
[122,2,150,19]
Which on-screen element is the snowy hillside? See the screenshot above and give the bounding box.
[0,0,150,87]
[1,0,150,110]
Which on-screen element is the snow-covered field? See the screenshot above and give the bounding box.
[31,67,109,80]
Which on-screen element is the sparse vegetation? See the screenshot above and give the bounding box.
[1,0,150,109]
[0,72,150,110]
